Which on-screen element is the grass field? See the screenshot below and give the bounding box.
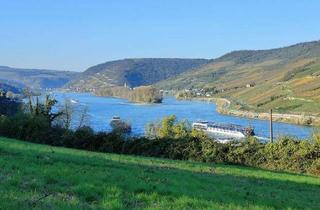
[0,137,319,210]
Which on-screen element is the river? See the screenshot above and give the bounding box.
[53,92,315,139]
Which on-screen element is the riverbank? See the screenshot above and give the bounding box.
[192,97,320,127]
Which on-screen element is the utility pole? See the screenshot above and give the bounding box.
[270,109,273,143]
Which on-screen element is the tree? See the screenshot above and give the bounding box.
[77,106,89,129]
[0,91,21,116]
[26,94,63,126]
[145,122,158,139]
[59,99,73,129]
[110,119,132,134]
[172,120,191,139]
[148,115,207,140]
[158,115,176,138]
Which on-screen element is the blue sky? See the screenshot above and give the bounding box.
[1,0,320,71]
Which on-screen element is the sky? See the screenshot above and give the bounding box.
[1,0,320,71]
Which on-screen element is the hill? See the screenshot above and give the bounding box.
[0,82,22,94]
[67,58,209,91]
[156,40,320,115]
[0,66,79,90]
[0,137,319,210]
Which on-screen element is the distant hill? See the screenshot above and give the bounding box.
[156,40,320,115]
[0,82,21,94]
[0,66,79,90]
[67,58,209,91]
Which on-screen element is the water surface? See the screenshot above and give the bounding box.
[54,92,315,139]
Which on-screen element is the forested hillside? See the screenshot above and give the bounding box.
[67,58,209,91]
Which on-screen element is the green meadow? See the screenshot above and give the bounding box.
[0,137,319,210]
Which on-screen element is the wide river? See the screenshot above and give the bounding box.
[54,92,315,139]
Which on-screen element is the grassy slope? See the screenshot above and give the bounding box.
[0,137,320,210]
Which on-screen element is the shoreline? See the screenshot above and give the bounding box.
[59,89,163,105]
[59,89,320,127]
[93,92,163,104]
[181,97,320,127]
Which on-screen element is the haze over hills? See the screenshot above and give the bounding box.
[0,66,79,90]
[156,40,320,115]
[67,58,209,91]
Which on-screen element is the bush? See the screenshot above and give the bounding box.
[307,158,320,176]
[0,94,21,116]
[0,113,51,143]
[227,137,264,166]
[72,126,95,149]
[0,111,319,176]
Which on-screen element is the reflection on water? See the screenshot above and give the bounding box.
[53,92,314,139]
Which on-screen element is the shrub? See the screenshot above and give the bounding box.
[312,130,320,144]
[307,158,320,176]
[0,111,319,176]
[227,137,264,166]
[72,126,95,149]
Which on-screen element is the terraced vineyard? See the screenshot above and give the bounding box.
[156,41,320,115]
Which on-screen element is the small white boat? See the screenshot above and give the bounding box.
[70,99,78,104]
[111,116,121,122]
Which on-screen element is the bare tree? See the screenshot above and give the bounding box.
[61,99,74,129]
[78,106,89,129]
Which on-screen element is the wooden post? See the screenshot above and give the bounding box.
[270,109,273,143]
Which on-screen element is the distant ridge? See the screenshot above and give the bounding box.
[215,40,320,64]
[0,66,79,90]
[67,58,209,91]
[0,82,22,94]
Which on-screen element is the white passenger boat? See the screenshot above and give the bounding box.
[192,121,254,140]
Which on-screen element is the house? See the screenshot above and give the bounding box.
[246,83,255,88]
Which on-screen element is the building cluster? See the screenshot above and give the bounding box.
[177,88,218,98]
[176,82,256,99]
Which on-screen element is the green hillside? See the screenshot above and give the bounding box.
[156,41,320,115]
[67,58,208,91]
[0,66,79,90]
[0,82,22,94]
[1,137,319,210]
